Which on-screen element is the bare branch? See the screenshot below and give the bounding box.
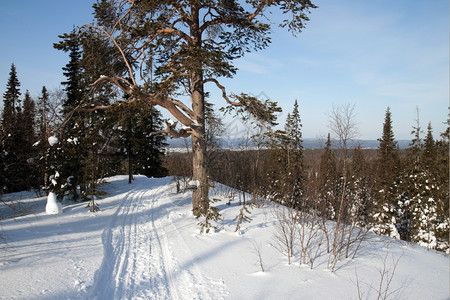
[327,103,359,150]
[80,24,137,86]
[203,78,241,106]
[111,0,135,33]
[91,75,133,94]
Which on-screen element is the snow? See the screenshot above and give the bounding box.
[48,136,59,146]
[0,175,448,299]
[45,192,63,214]
[188,179,200,187]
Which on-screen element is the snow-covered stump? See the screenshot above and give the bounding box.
[46,192,63,214]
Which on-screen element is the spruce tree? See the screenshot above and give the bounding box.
[347,145,371,226]
[1,64,21,133]
[21,91,38,189]
[370,107,401,238]
[397,117,441,248]
[396,114,423,241]
[284,99,305,206]
[318,133,339,219]
[54,31,83,115]
[133,104,168,178]
[435,120,450,252]
[114,100,168,182]
[37,86,50,141]
[1,64,25,192]
[52,31,112,201]
[422,122,436,169]
[48,32,85,199]
[22,91,36,148]
[35,86,52,190]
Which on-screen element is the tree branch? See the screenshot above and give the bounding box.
[149,120,192,138]
[203,78,241,106]
[91,75,132,94]
[199,1,266,34]
[81,24,137,86]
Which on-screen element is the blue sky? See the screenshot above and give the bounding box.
[1,0,448,140]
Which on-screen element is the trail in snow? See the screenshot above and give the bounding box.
[89,177,219,300]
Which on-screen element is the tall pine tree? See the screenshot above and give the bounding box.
[35,86,52,190]
[20,91,38,189]
[284,99,305,206]
[113,100,168,183]
[55,30,84,115]
[370,107,401,238]
[434,120,450,252]
[1,64,25,192]
[318,133,339,219]
[398,120,448,251]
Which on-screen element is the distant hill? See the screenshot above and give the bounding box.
[166,137,411,150]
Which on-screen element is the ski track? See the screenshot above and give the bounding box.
[89,178,221,299]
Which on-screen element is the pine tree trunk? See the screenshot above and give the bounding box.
[190,71,208,215]
[190,5,209,216]
[192,130,208,215]
[128,148,132,184]
[190,90,209,215]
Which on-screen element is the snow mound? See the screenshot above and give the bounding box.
[48,136,59,146]
[45,192,63,214]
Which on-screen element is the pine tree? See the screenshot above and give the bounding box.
[398,117,442,248]
[48,32,85,199]
[399,120,449,252]
[284,99,305,206]
[318,133,339,219]
[1,64,21,134]
[35,86,52,190]
[261,100,305,207]
[396,113,423,242]
[37,86,51,141]
[54,31,83,115]
[117,101,168,180]
[1,64,26,192]
[434,120,450,252]
[422,122,436,169]
[347,145,371,227]
[370,107,401,238]
[20,91,38,189]
[52,31,112,201]
[22,91,36,148]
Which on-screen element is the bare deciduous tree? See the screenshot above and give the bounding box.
[326,103,366,271]
[271,206,298,265]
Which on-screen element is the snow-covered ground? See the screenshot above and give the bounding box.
[0,175,448,299]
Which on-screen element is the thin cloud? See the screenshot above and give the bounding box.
[235,53,283,74]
